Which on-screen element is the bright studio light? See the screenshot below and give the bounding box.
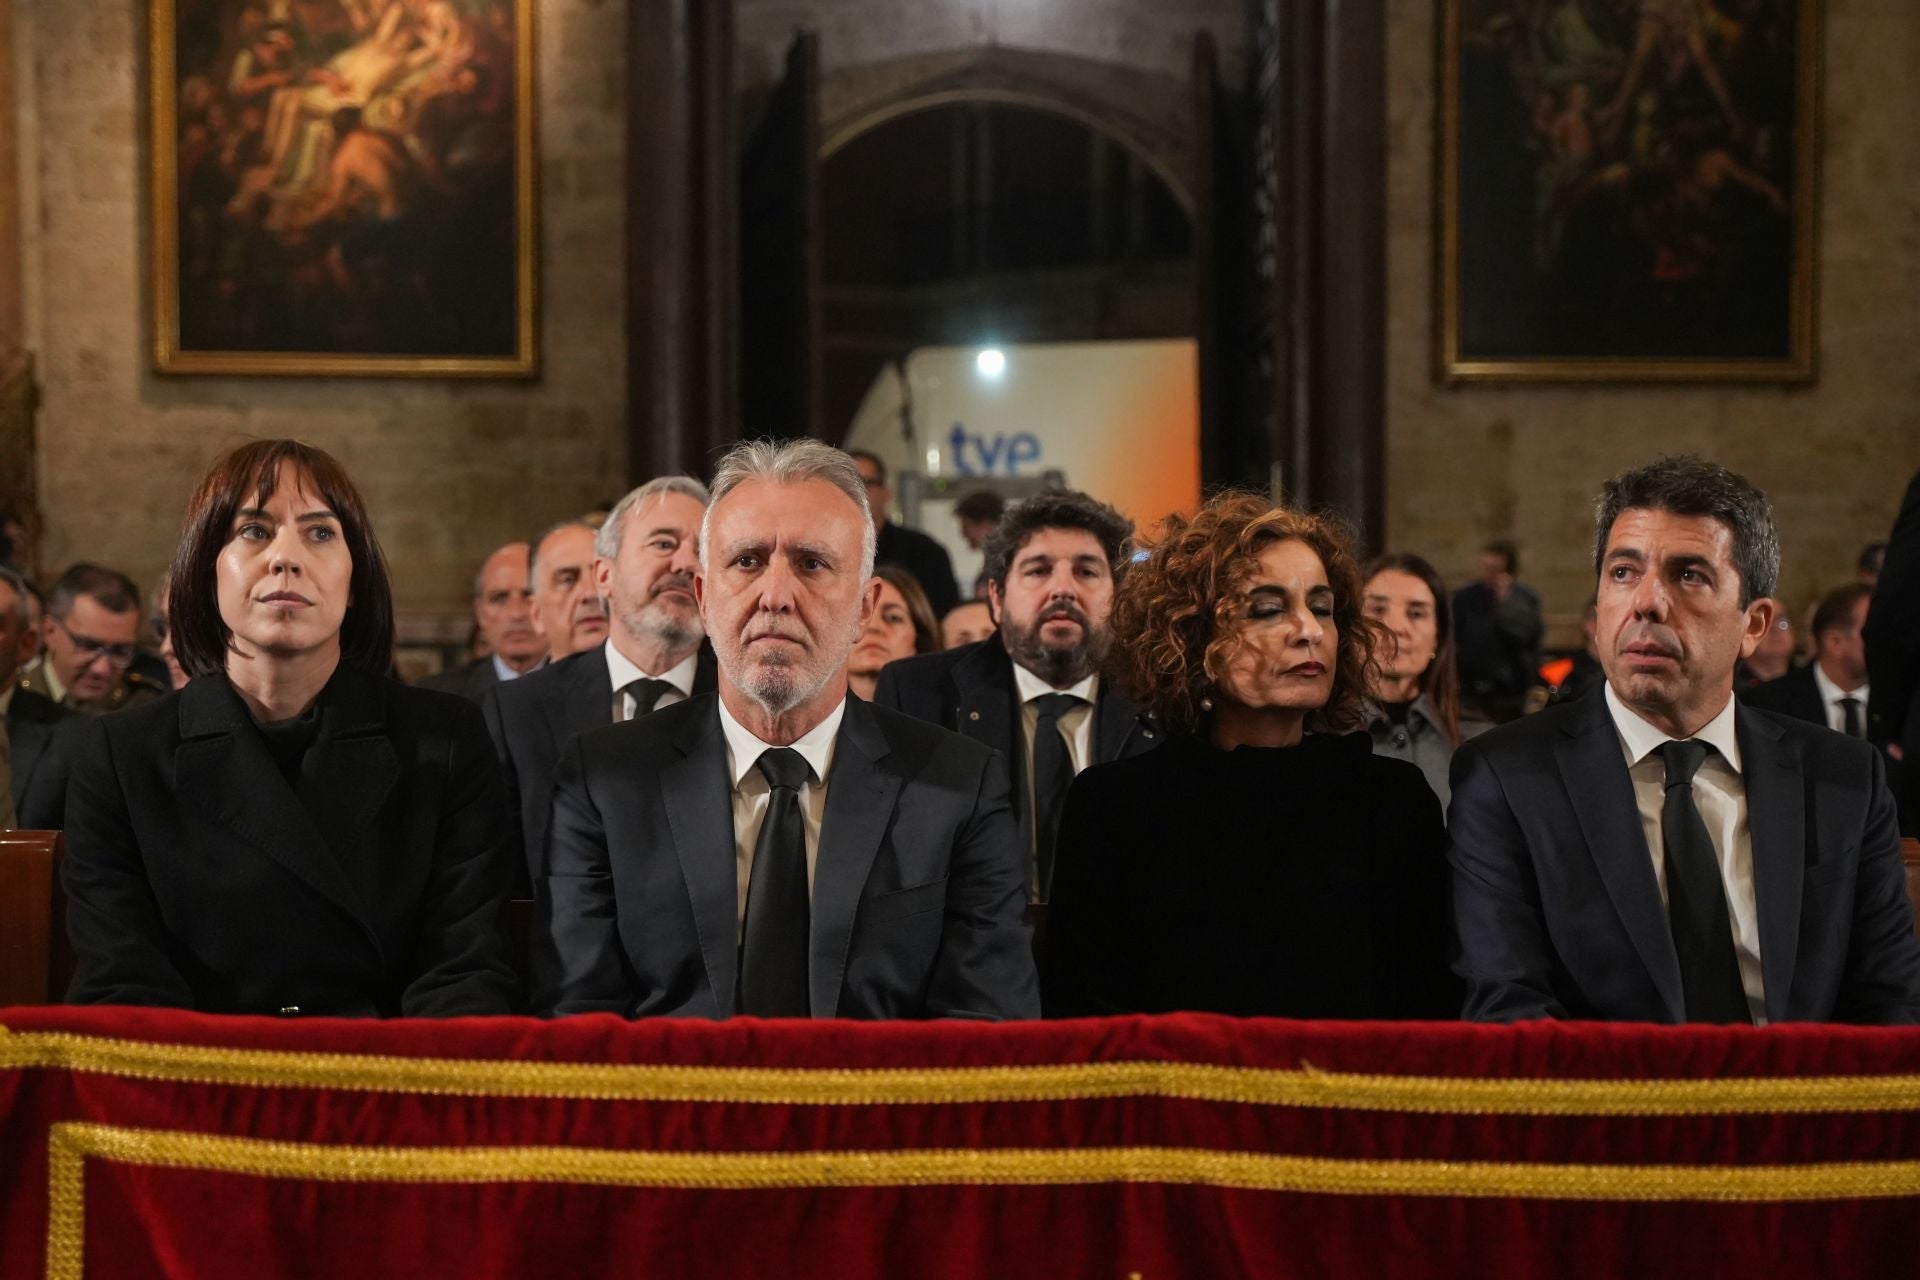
[975,348,1006,379]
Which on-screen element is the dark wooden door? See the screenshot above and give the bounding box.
[739,32,823,442]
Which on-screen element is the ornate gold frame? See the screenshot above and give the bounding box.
[1436,1,1821,383]
[148,0,538,377]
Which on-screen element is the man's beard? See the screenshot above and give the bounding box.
[1003,602,1108,687]
[616,578,704,653]
[724,608,862,718]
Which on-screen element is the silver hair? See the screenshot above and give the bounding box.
[595,475,711,561]
[527,519,598,587]
[699,438,876,579]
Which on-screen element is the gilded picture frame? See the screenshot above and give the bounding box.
[1438,0,1819,383]
[150,0,537,377]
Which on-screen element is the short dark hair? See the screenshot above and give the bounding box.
[169,439,395,679]
[847,450,885,483]
[953,490,1005,523]
[1592,455,1779,606]
[1482,539,1519,575]
[1810,582,1872,639]
[46,563,142,618]
[981,490,1134,590]
[1859,540,1887,577]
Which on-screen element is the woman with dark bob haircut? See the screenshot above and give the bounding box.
[1043,493,1459,1019]
[61,440,519,1016]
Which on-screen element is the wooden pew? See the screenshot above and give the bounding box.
[0,830,71,1005]
[1904,838,1920,937]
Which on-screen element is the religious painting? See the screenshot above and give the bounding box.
[1439,0,1818,381]
[150,0,536,376]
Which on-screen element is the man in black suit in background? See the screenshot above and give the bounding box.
[538,439,1036,1020]
[484,478,716,883]
[0,567,72,827]
[1747,583,1873,736]
[1451,456,1920,1025]
[874,490,1159,902]
[1866,468,1920,834]
[418,541,546,701]
[849,451,961,619]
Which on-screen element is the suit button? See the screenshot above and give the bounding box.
[969,711,981,721]
[277,1006,302,1016]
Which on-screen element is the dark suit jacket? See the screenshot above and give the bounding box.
[483,643,718,885]
[1449,690,1920,1024]
[1866,468,1920,832]
[875,521,961,619]
[1745,664,1829,727]
[416,656,502,703]
[7,686,73,827]
[871,638,1160,888]
[61,668,520,1017]
[535,693,1039,1020]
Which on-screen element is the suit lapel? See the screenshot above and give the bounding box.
[551,645,611,750]
[303,669,402,919]
[950,641,1019,808]
[811,699,901,1018]
[1553,697,1684,1021]
[1738,706,1803,1021]
[1092,685,1153,763]
[174,676,383,959]
[659,698,744,1016]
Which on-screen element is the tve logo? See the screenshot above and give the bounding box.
[947,424,1042,475]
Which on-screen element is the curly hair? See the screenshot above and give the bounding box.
[1106,493,1381,737]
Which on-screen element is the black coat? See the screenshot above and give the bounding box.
[61,667,520,1017]
[1744,664,1828,727]
[482,642,718,886]
[1866,468,1920,833]
[1043,732,1458,1019]
[1449,691,1920,1024]
[871,638,1160,881]
[7,686,73,828]
[874,521,961,619]
[535,693,1038,1020]
[415,656,503,703]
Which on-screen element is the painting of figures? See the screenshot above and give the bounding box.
[152,0,535,375]
[1440,0,1816,380]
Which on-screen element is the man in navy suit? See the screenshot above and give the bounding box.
[537,439,1036,1020]
[1747,583,1872,737]
[1450,456,1920,1025]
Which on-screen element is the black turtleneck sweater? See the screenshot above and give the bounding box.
[1043,730,1460,1019]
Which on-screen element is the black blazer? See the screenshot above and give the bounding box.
[416,656,502,703]
[535,693,1039,1020]
[482,643,718,885]
[1449,690,1920,1024]
[1745,664,1829,727]
[1866,468,1920,832]
[61,667,520,1017]
[7,686,73,827]
[871,638,1160,871]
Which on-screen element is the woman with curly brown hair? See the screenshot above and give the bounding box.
[1043,493,1459,1019]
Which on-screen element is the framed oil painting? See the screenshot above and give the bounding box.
[150,0,536,376]
[1439,1,1818,382]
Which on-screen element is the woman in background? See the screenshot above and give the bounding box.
[848,564,939,700]
[1360,552,1486,811]
[62,439,518,1016]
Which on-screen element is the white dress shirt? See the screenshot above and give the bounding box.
[490,654,534,684]
[1810,663,1869,736]
[717,694,845,938]
[605,643,699,723]
[1604,684,1766,1024]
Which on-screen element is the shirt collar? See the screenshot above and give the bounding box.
[37,660,67,705]
[716,692,846,791]
[1604,681,1743,775]
[1010,660,1097,707]
[604,640,700,699]
[491,653,529,683]
[1810,661,1866,706]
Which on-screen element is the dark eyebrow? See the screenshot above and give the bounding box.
[235,506,338,524]
[1604,546,1645,564]
[1666,554,1715,575]
[787,541,840,565]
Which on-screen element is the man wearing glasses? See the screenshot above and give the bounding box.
[17,563,163,715]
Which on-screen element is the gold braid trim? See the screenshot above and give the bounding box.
[6,1029,1920,1115]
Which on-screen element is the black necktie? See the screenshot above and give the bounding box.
[1839,696,1864,739]
[1656,740,1751,1024]
[1031,693,1081,903]
[622,678,674,721]
[738,747,811,1017]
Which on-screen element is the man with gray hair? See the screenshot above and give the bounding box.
[417,540,546,702]
[538,438,1037,1020]
[485,478,718,886]
[1451,455,1920,1025]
